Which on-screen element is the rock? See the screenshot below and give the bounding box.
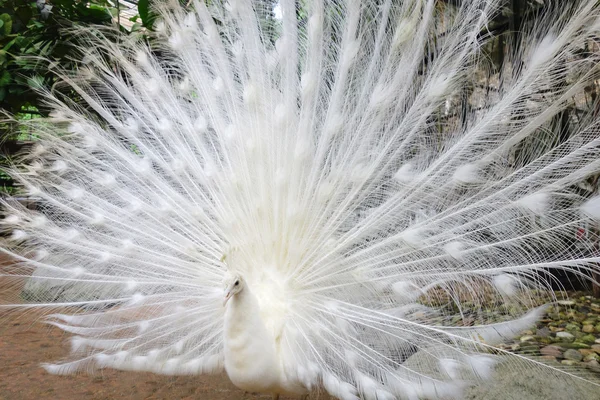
[595,338,600,344]
[582,324,594,333]
[538,337,553,345]
[520,336,535,343]
[564,349,583,361]
[562,342,590,350]
[587,360,600,372]
[579,349,597,357]
[556,331,574,341]
[580,334,596,344]
[565,323,580,331]
[595,323,600,332]
[577,306,591,315]
[583,353,599,362]
[536,327,551,338]
[540,345,563,358]
[561,359,578,366]
[591,344,600,354]
[557,300,575,306]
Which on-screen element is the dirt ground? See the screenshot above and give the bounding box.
[0,253,327,400]
[0,293,294,400]
[0,321,283,400]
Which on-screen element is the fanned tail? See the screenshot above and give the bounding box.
[2,0,600,398]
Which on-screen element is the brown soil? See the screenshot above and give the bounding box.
[0,322,269,400]
[0,254,328,400]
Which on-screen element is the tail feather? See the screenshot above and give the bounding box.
[2,0,600,398]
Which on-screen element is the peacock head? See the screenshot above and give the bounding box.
[223,272,244,306]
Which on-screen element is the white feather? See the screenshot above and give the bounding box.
[3,1,600,399]
[581,196,600,219]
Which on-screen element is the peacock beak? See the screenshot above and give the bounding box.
[223,291,232,306]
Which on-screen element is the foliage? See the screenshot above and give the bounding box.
[0,1,144,193]
[0,1,130,116]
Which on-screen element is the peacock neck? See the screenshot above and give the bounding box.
[226,286,259,324]
[223,284,282,393]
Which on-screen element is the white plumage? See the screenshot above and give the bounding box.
[2,0,600,398]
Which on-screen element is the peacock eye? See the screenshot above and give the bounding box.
[234,280,239,286]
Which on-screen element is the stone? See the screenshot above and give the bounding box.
[591,344,600,353]
[561,359,578,366]
[536,327,550,338]
[587,360,600,372]
[540,345,563,358]
[556,331,574,341]
[557,300,575,306]
[520,336,535,343]
[538,337,552,345]
[576,308,590,317]
[565,323,580,331]
[547,312,560,320]
[562,342,590,350]
[582,324,594,333]
[580,334,596,344]
[579,349,597,357]
[563,349,583,361]
[583,353,599,362]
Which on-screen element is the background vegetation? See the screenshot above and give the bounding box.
[0,0,155,193]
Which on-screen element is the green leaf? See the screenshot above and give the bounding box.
[0,70,11,87]
[138,0,149,23]
[3,37,18,52]
[138,0,156,29]
[0,14,12,36]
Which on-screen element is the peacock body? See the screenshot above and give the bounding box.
[3,0,600,398]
